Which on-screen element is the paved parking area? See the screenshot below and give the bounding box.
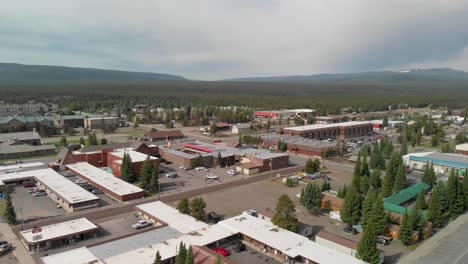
[226,244,282,264]
[10,186,65,223]
[63,175,120,207]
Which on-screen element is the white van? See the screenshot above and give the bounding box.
[330,211,342,222]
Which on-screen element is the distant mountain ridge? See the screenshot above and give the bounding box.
[0,63,186,84]
[224,68,468,84]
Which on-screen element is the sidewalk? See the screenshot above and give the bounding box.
[0,223,36,264]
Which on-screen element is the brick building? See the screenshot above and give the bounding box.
[144,130,184,142]
[455,143,468,156]
[280,121,372,140]
[261,133,337,157]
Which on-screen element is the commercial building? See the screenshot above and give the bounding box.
[84,117,120,129]
[107,149,159,177]
[403,151,468,174]
[41,201,363,264]
[315,231,384,264]
[0,102,53,113]
[280,121,373,140]
[231,123,251,134]
[19,218,98,252]
[54,115,92,128]
[260,133,337,157]
[254,109,315,119]
[455,143,468,156]
[0,116,54,131]
[0,131,42,145]
[315,115,350,124]
[144,129,184,142]
[0,161,45,174]
[0,168,99,211]
[0,140,56,160]
[66,162,145,201]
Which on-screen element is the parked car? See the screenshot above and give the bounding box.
[75,179,86,184]
[343,226,358,235]
[206,174,218,180]
[32,190,47,197]
[179,166,193,171]
[376,237,391,246]
[234,242,246,252]
[132,220,151,229]
[0,243,11,256]
[28,187,40,193]
[165,172,178,178]
[0,241,8,246]
[23,182,36,188]
[213,247,229,257]
[195,167,207,171]
[227,170,237,176]
[91,189,103,194]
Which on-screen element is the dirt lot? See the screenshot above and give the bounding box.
[198,179,410,264]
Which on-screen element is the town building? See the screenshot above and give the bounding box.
[280,121,373,140]
[66,162,145,201]
[41,201,364,264]
[0,131,55,160]
[231,123,251,134]
[403,151,468,174]
[19,218,98,252]
[0,101,53,113]
[107,149,159,177]
[0,116,54,131]
[260,133,337,157]
[144,129,184,142]
[84,117,120,129]
[254,109,315,119]
[320,191,344,211]
[315,115,351,124]
[0,168,99,212]
[455,143,468,156]
[54,115,93,128]
[315,231,384,264]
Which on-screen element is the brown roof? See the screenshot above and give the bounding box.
[145,130,184,139]
[320,192,344,207]
[238,162,260,169]
[215,122,230,128]
[316,230,358,250]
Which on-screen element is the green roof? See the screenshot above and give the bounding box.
[384,182,431,205]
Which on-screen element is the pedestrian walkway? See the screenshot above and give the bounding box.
[0,223,35,264]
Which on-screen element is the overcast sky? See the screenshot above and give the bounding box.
[1,1,468,80]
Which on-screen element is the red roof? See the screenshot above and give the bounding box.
[316,230,358,250]
[183,143,214,153]
[145,130,184,139]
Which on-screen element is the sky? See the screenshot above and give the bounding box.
[1,1,468,80]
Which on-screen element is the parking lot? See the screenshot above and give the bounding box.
[61,174,120,207]
[225,244,282,264]
[10,185,65,223]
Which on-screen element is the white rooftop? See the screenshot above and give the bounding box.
[284,121,371,132]
[66,162,143,196]
[41,247,101,264]
[456,143,468,152]
[219,214,365,264]
[0,168,99,203]
[137,201,209,233]
[0,162,44,173]
[109,149,157,163]
[20,218,97,244]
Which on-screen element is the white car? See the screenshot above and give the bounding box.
[75,179,86,184]
[132,220,151,229]
[165,172,178,178]
[206,174,218,180]
[195,167,207,171]
[296,193,302,198]
[227,170,237,176]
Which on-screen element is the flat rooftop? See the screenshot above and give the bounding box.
[408,151,468,168]
[260,133,336,148]
[0,162,44,173]
[41,247,101,264]
[66,162,144,196]
[109,149,157,163]
[137,201,209,234]
[20,218,97,244]
[456,143,468,151]
[0,168,99,204]
[283,121,371,132]
[219,214,365,264]
[0,131,41,142]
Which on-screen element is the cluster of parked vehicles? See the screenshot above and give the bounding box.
[24,181,47,197]
[74,178,103,195]
[298,172,330,180]
[0,240,12,256]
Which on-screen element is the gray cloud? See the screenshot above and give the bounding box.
[1,0,468,79]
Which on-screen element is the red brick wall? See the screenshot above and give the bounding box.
[246,154,289,173]
[160,150,193,166]
[455,149,468,156]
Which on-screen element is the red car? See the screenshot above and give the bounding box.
[214,247,229,257]
[23,182,36,188]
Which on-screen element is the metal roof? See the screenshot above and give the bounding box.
[20,218,97,244]
[0,131,41,142]
[283,121,371,132]
[409,152,468,169]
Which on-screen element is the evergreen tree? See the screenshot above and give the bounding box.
[120,152,137,183]
[140,156,155,190]
[88,132,98,145]
[356,226,381,264]
[400,140,408,156]
[429,164,437,186]
[446,169,458,215]
[385,152,399,180]
[4,193,16,224]
[393,165,406,193]
[369,143,380,169]
[320,181,331,192]
[353,152,362,177]
[185,245,194,264]
[399,209,412,245]
[453,182,465,216]
[360,175,370,195]
[154,251,162,264]
[79,137,85,145]
[409,199,425,233]
[300,183,321,213]
[370,169,382,189]
[216,152,224,168]
[100,138,108,145]
[60,136,67,146]
[415,191,427,210]
[272,194,298,232]
[312,159,321,172]
[177,198,190,214]
[360,152,370,177]
[382,172,393,197]
[427,187,442,228]
[361,189,377,229]
[340,187,362,225]
[370,193,387,236]
[189,197,207,221]
[435,180,448,213]
[148,168,159,193]
[305,158,314,174]
[337,184,348,199]
[177,242,187,264]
